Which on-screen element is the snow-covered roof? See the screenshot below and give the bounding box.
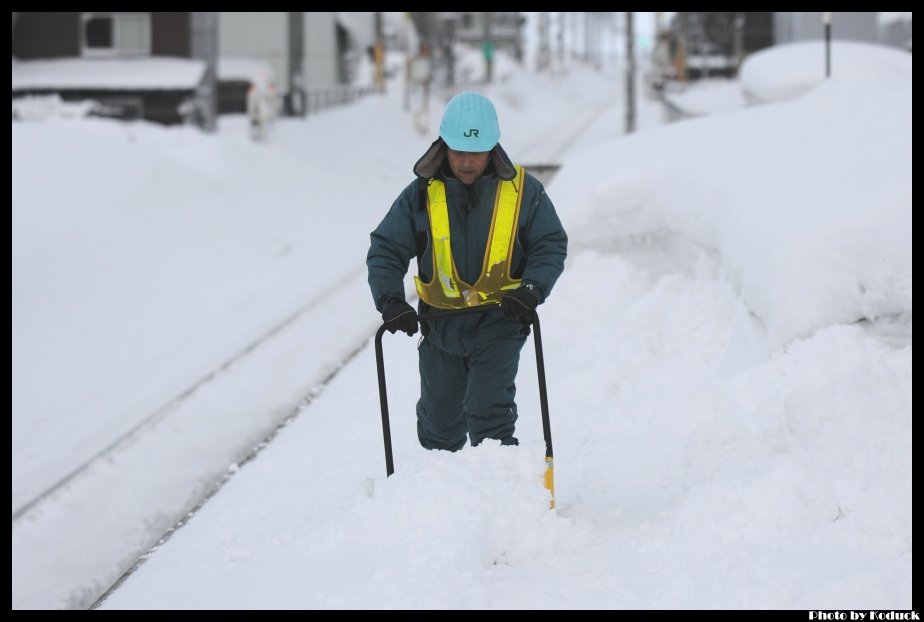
[11,56,207,92]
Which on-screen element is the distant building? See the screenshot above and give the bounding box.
[217,12,381,117]
[216,12,288,115]
[411,12,524,84]
[10,12,398,126]
[452,12,523,59]
[775,11,912,51]
[668,12,774,81]
[877,13,913,51]
[774,12,875,45]
[666,12,909,83]
[11,12,218,128]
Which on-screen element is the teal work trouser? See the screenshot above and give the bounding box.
[416,332,528,451]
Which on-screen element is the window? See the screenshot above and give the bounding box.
[82,13,151,57]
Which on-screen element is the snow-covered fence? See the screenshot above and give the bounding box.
[302,85,376,116]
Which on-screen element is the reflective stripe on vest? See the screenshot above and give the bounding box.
[415,165,525,309]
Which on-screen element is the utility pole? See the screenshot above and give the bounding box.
[446,16,456,87]
[374,12,385,93]
[288,13,305,116]
[823,12,832,78]
[538,12,550,71]
[556,12,565,70]
[483,12,494,83]
[584,13,592,64]
[733,12,745,71]
[189,12,218,132]
[625,12,636,134]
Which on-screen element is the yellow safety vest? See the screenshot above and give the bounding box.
[415,165,525,309]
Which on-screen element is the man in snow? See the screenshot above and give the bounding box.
[367,91,568,451]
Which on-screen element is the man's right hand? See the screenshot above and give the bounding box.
[382,301,419,336]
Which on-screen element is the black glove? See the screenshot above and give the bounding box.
[382,301,419,336]
[501,286,538,324]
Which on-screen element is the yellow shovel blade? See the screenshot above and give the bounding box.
[544,457,555,510]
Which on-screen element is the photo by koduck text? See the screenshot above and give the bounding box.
[809,612,919,621]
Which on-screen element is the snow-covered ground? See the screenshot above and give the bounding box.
[12,43,911,609]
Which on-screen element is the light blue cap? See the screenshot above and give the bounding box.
[438,91,500,152]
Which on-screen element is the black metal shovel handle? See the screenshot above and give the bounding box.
[374,303,553,477]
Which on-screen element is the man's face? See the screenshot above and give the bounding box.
[446,148,491,186]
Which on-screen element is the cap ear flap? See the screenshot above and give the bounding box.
[490,144,517,181]
[413,138,447,179]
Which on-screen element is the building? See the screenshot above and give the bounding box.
[216,12,398,117]
[11,12,407,125]
[410,12,524,85]
[668,12,774,81]
[877,13,912,51]
[452,12,523,60]
[774,12,876,45]
[11,12,218,128]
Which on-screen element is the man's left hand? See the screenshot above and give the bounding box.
[501,286,538,324]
